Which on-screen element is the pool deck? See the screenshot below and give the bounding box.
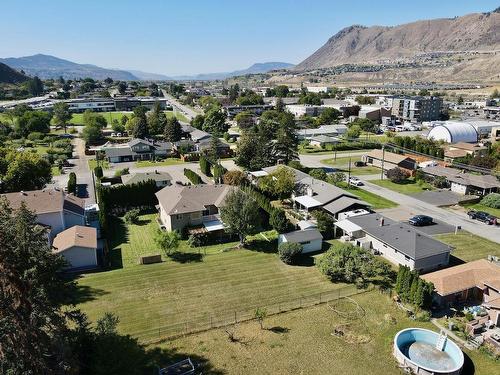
[430,318,475,350]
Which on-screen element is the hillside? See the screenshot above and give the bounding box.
[294,11,500,72]
[0,54,139,81]
[0,62,29,84]
[173,62,294,80]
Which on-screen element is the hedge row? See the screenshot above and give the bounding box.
[199,155,211,176]
[97,180,158,210]
[184,168,203,184]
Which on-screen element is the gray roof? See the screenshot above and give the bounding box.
[348,213,451,260]
[281,228,323,243]
[104,147,138,158]
[422,166,500,190]
[190,129,211,142]
[297,177,357,205]
[155,184,233,215]
[310,135,339,143]
[128,138,155,147]
[262,165,310,183]
[322,196,370,215]
[121,171,172,185]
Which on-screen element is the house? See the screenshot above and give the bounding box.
[444,142,488,162]
[52,225,98,270]
[102,138,173,163]
[121,171,172,188]
[278,228,323,253]
[422,259,500,325]
[309,135,340,148]
[335,213,452,272]
[1,189,86,239]
[156,184,232,232]
[421,166,500,196]
[362,149,417,175]
[196,138,232,157]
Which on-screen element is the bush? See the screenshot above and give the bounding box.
[114,168,129,177]
[386,167,409,183]
[67,172,77,194]
[464,312,474,322]
[184,168,203,184]
[27,132,44,141]
[223,170,246,186]
[124,208,140,224]
[278,242,303,265]
[270,209,292,233]
[187,232,209,248]
[415,311,431,322]
[199,155,211,176]
[94,166,103,179]
[481,193,500,209]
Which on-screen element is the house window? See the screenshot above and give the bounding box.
[176,214,182,220]
[404,255,410,261]
[300,241,310,245]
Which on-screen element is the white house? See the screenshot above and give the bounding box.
[52,225,98,270]
[278,229,323,254]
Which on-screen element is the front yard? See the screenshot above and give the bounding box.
[461,202,500,218]
[76,214,351,342]
[369,178,434,195]
[135,158,185,168]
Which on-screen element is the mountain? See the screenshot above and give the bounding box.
[173,62,294,80]
[294,11,500,72]
[128,70,171,80]
[0,62,29,84]
[0,54,139,81]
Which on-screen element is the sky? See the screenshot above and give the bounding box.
[1,0,498,76]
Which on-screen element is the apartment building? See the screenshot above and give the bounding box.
[389,96,443,122]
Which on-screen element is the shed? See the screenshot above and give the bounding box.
[278,228,323,254]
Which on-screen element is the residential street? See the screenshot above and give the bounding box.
[161,90,200,120]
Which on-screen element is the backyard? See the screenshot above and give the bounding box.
[369,178,434,195]
[153,290,497,375]
[75,213,353,343]
[436,231,500,263]
[337,182,398,209]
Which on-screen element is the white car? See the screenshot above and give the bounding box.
[348,177,364,186]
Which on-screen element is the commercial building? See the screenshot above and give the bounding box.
[296,124,348,140]
[114,97,169,111]
[389,96,443,122]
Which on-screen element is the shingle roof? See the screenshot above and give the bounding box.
[348,213,451,260]
[128,138,154,147]
[422,166,500,189]
[281,228,323,243]
[2,189,84,216]
[322,196,370,215]
[155,184,233,215]
[262,165,310,183]
[365,149,415,165]
[422,259,500,296]
[121,171,172,185]
[52,225,97,253]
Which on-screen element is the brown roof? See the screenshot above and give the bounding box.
[155,184,233,215]
[365,149,415,165]
[1,189,85,216]
[449,142,487,152]
[52,225,97,253]
[422,166,500,190]
[444,149,469,159]
[422,259,500,296]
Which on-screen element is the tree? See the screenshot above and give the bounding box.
[272,112,298,164]
[469,155,497,169]
[318,107,341,124]
[481,193,500,209]
[131,106,149,139]
[457,96,464,105]
[270,209,292,233]
[202,109,228,136]
[94,166,103,179]
[346,124,362,139]
[124,208,140,224]
[309,168,327,181]
[26,76,44,96]
[228,84,240,103]
[491,88,500,99]
[312,210,334,239]
[219,189,260,246]
[258,166,296,199]
[254,307,267,330]
[350,118,377,133]
[386,167,409,183]
[190,114,205,129]
[275,85,289,98]
[0,150,52,192]
[327,171,346,186]
[164,116,182,142]
[223,170,246,186]
[0,200,71,373]
[234,111,255,130]
[82,123,103,144]
[16,110,52,137]
[275,97,285,112]
[104,77,113,85]
[67,172,77,194]
[206,135,222,163]
[155,230,180,256]
[117,81,127,94]
[278,242,303,265]
[234,130,272,170]
[52,102,72,133]
[147,102,167,135]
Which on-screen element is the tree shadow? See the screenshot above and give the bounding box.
[293,255,316,267]
[134,218,151,226]
[267,326,290,334]
[169,252,204,263]
[67,283,109,305]
[244,238,277,254]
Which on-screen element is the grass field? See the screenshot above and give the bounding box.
[369,178,434,195]
[298,146,372,155]
[153,290,497,375]
[135,158,185,168]
[67,110,187,125]
[436,232,500,263]
[461,202,500,218]
[321,156,361,166]
[51,166,61,176]
[75,214,351,342]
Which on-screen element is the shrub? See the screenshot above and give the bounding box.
[187,232,209,248]
[415,311,431,322]
[278,242,303,265]
[269,209,292,233]
[114,168,129,177]
[67,172,77,194]
[386,167,409,183]
[433,176,448,188]
[124,208,140,224]
[481,193,500,209]
[464,312,474,322]
[27,132,44,141]
[94,166,103,179]
[223,170,246,186]
[184,168,203,184]
[199,155,211,176]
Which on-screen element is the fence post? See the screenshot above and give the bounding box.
[234,311,237,324]
[185,322,188,335]
[210,316,213,328]
[319,293,322,304]
[300,297,302,308]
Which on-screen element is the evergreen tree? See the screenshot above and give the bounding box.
[164,117,182,142]
[131,106,149,139]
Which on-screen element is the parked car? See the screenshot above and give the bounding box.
[348,177,364,186]
[467,210,497,225]
[409,215,434,226]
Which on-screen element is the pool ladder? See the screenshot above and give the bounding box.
[435,330,447,351]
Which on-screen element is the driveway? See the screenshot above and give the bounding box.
[358,180,500,244]
[409,190,464,207]
[377,207,455,235]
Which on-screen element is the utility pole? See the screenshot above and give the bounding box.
[380,145,385,180]
[348,157,352,188]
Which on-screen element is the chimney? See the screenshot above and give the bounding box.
[380,218,385,227]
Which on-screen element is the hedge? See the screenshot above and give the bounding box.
[199,155,211,176]
[184,168,203,184]
[97,180,158,211]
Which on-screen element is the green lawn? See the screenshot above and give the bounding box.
[88,159,110,170]
[135,158,185,168]
[154,290,497,375]
[299,146,372,155]
[66,111,187,125]
[76,214,351,342]
[51,166,61,176]
[436,232,500,263]
[369,178,434,195]
[337,183,398,209]
[461,202,500,218]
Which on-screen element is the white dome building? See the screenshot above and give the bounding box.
[427,121,478,143]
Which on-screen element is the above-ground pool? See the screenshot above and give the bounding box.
[394,328,464,375]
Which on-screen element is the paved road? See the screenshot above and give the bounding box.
[299,151,368,168]
[161,90,200,120]
[51,138,96,205]
[356,179,500,244]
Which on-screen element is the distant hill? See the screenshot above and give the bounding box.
[294,11,500,71]
[0,54,139,81]
[173,62,294,81]
[0,62,29,84]
[127,70,171,80]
